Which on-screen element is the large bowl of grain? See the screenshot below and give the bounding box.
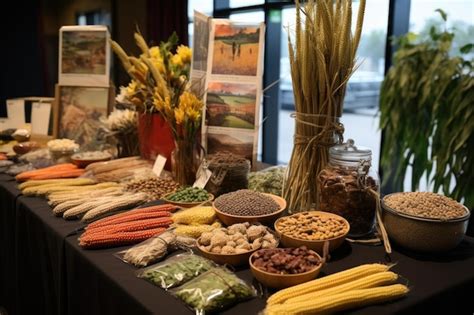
[212,190,287,226]
[382,192,470,252]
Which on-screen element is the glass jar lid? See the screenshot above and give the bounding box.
[329,139,372,164]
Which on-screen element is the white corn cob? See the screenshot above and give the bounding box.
[81,193,148,223]
[48,188,123,206]
[63,196,118,220]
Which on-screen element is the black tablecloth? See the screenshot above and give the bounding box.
[1,175,474,315]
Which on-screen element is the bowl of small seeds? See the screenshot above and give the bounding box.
[382,192,470,252]
[274,211,350,254]
[163,187,214,208]
[212,189,287,226]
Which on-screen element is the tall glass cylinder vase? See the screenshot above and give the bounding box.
[171,138,201,186]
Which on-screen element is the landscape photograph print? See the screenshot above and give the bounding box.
[62,31,106,74]
[58,87,109,145]
[207,131,254,162]
[211,23,260,76]
[206,82,257,130]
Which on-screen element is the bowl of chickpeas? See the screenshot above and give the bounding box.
[274,211,350,254]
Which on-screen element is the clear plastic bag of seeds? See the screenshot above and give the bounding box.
[116,230,196,267]
[136,253,215,290]
[171,267,256,314]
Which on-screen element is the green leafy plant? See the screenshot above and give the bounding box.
[380,9,473,208]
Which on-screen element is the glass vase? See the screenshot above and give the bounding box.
[171,138,201,186]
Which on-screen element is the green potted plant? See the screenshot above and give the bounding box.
[380,10,473,212]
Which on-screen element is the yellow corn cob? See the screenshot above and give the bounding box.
[172,206,216,225]
[284,271,398,305]
[19,178,95,190]
[266,263,390,306]
[37,182,120,196]
[174,221,221,238]
[266,284,409,315]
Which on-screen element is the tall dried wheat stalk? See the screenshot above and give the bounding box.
[284,0,366,211]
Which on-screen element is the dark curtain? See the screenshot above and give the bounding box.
[0,0,47,117]
[146,0,188,47]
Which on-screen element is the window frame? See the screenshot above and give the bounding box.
[207,0,411,166]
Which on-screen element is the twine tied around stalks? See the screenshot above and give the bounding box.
[284,113,344,211]
[291,112,345,147]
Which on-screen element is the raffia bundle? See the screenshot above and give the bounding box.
[283,0,366,211]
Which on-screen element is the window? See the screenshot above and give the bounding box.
[188,0,213,46]
[230,0,264,9]
[409,0,474,54]
[76,10,111,27]
[189,0,467,169]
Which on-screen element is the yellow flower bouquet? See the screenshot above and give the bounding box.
[111,32,204,184]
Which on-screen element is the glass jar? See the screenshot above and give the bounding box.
[171,139,202,186]
[318,139,379,237]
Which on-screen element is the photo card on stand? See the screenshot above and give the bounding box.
[59,25,110,87]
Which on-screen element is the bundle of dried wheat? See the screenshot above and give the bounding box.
[284,0,366,211]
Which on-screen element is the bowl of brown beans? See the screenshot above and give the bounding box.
[382,192,470,252]
[212,190,287,226]
[274,211,350,254]
[249,246,323,289]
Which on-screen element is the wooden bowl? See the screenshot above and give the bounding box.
[212,193,287,226]
[274,211,350,254]
[249,249,322,289]
[162,193,214,208]
[196,243,256,266]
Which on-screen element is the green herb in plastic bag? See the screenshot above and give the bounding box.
[137,254,215,289]
[173,267,256,313]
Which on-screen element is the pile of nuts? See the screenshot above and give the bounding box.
[198,223,278,254]
[384,192,467,220]
[276,212,348,241]
[214,189,280,216]
[125,177,180,201]
[251,246,321,274]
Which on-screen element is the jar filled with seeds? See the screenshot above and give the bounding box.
[318,139,379,237]
[204,152,250,197]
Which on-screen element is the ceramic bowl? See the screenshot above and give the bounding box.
[212,193,287,226]
[162,193,214,208]
[249,249,323,289]
[274,211,350,254]
[382,193,470,252]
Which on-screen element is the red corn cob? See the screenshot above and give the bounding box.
[85,211,172,233]
[83,217,173,237]
[87,204,177,229]
[79,228,166,249]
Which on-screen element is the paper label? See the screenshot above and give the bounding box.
[0,118,11,130]
[6,99,25,128]
[31,102,52,135]
[193,161,213,189]
[152,155,167,177]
